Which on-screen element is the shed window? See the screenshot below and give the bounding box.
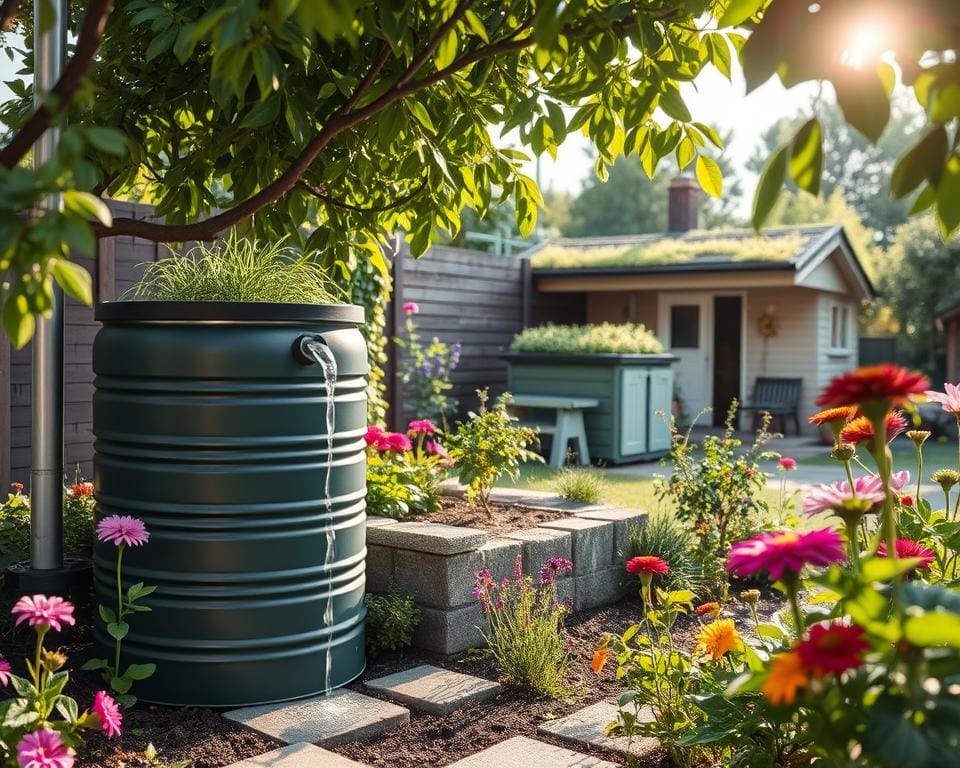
[670,305,700,348]
[830,304,851,353]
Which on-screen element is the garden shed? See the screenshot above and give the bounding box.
[524,178,876,434]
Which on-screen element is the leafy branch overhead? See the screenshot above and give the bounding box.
[0,0,959,346]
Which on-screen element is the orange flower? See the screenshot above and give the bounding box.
[695,601,721,617]
[592,647,609,674]
[696,619,742,660]
[808,406,857,426]
[762,651,809,706]
[839,412,906,446]
[817,364,928,409]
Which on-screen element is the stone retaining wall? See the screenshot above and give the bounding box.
[365,487,646,654]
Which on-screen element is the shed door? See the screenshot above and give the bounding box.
[620,368,648,456]
[658,293,712,421]
[648,368,673,452]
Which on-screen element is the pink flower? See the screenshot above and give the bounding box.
[426,440,448,458]
[726,529,846,581]
[12,595,76,633]
[96,515,149,547]
[408,419,436,435]
[91,691,123,739]
[402,302,419,315]
[803,476,887,516]
[385,432,413,452]
[890,470,910,492]
[925,383,960,415]
[777,457,797,471]
[0,657,10,686]
[364,425,385,446]
[16,728,75,768]
[877,539,936,570]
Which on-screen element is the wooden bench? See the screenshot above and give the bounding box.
[507,394,599,468]
[741,377,803,435]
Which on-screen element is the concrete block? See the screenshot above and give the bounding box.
[366,516,399,529]
[394,548,484,608]
[574,507,647,562]
[223,689,409,748]
[446,736,618,768]
[223,743,367,768]
[503,527,572,579]
[365,544,395,594]
[413,602,487,654]
[575,565,629,612]
[537,518,614,574]
[365,664,501,715]
[536,701,659,759]
[367,521,488,555]
[480,537,523,581]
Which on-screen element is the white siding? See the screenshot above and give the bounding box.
[816,292,860,415]
[800,256,850,294]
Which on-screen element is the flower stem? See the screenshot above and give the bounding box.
[115,544,125,677]
[33,626,47,692]
[914,442,923,505]
[784,578,804,641]
[845,518,861,575]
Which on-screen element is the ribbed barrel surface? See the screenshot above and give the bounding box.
[92,302,368,706]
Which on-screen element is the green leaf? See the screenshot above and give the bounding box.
[107,621,130,641]
[676,137,695,170]
[407,101,436,134]
[239,93,282,129]
[695,155,723,198]
[63,190,113,226]
[146,26,177,63]
[718,0,765,27]
[110,675,133,695]
[56,695,79,723]
[904,612,960,648]
[435,28,458,71]
[659,85,691,122]
[84,127,127,157]
[3,293,36,349]
[908,184,937,215]
[124,663,157,681]
[936,153,960,236]
[50,259,93,305]
[789,118,822,195]
[832,67,891,143]
[751,145,787,229]
[890,126,948,198]
[861,556,921,582]
[99,605,117,624]
[81,658,110,671]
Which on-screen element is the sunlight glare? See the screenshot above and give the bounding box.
[841,21,890,69]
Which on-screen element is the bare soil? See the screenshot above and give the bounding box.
[410,496,568,534]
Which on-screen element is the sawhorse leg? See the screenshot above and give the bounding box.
[549,409,591,468]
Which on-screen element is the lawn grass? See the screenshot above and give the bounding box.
[799,438,958,477]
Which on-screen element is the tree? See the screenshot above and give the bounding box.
[0,0,739,346]
[880,216,960,376]
[749,97,922,245]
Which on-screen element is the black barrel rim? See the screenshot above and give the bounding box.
[96,300,364,324]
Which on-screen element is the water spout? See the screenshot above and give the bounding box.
[293,335,338,693]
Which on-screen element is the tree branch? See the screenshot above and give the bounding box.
[396,0,473,87]
[93,12,642,242]
[0,0,19,31]
[299,178,427,213]
[0,0,114,170]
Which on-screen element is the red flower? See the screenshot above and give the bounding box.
[808,406,858,426]
[777,457,797,471]
[625,555,670,575]
[364,425,385,446]
[877,539,935,570]
[817,364,929,409]
[795,622,870,678]
[695,601,721,617]
[900,495,914,508]
[10,482,24,493]
[70,482,94,497]
[839,412,906,446]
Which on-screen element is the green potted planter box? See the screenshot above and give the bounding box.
[503,351,676,464]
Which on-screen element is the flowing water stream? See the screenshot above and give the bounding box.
[300,337,338,693]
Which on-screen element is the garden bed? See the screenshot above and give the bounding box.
[410,496,568,534]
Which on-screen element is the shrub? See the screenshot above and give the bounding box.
[627,512,701,594]
[395,302,461,427]
[555,466,605,504]
[364,421,451,519]
[450,390,542,512]
[365,586,421,657]
[474,555,572,697]
[0,477,95,567]
[125,233,341,303]
[509,322,663,355]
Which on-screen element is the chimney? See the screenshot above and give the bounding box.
[668,176,699,232]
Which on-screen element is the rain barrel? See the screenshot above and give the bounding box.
[91,301,368,707]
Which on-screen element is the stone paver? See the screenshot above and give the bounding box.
[367,521,488,555]
[536,701,659,759]
[538,517,614,574]
[446,736,618,768]
[365,664,501,715]
[223,689,409,748]
[224,743,367,768]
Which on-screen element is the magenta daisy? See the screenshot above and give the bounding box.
[925,383,960,415]
[364,425,384,446]
[877,539,936,570]
[96,515,150,547]
[726,529,846,581]
[408,419,436,435]
[91,690,123,739]
[12,595,76,633]
[0,657,10,686]
[16,728,75,768]
[803,476,886,517]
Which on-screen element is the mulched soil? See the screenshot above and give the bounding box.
[410,496,568,534]
[0,578,780,768]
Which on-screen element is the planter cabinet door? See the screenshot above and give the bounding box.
[648,368,673,452]
[620,368,648,456]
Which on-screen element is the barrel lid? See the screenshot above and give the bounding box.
[96,301,365,324]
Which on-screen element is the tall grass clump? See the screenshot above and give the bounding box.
[556,466,605,504]
[473,555,573,697]
[627,511,701,593]
[509,322,663,355]
[125,234,342,304]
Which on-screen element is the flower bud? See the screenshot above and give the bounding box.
[739,589,761,605]
[831,443,856,462]
[41,648,68,672]
[931,469,960,492]
[906,429,931,447]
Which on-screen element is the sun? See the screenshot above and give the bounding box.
[841,21,891,69]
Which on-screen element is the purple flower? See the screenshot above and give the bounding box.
[96,515,150,547]
[539,557,574,585]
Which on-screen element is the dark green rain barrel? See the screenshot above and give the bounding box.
[92,301,368,707]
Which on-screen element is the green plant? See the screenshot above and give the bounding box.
[473,555,573,697]
[509,322,663,355]
[364,422,450,519]
[364,586,421,657]
[555,466,605,504]
[0,475,95,567]
[125,234,342,304]
[450,390,542,512]
[395,304,461,427]
[627,512,702,594]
